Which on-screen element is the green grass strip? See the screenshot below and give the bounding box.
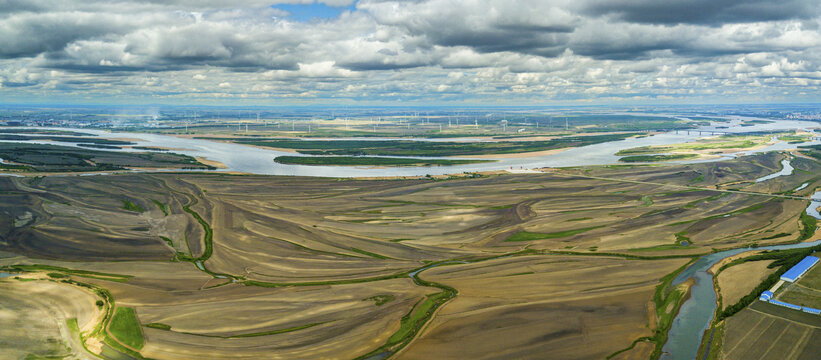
[505,226,605,242]
[350,247,393,260]
[228,323,322,338]
[144,323,171,331]
[151,199,168,216]
[1,264,132,282]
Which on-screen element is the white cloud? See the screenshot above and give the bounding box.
[0,0,818,103]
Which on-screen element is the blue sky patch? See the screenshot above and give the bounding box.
[274,2,356,22]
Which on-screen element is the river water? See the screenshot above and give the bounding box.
[755,158,794,183]
[1,118,819,177]
[660,190,821,359]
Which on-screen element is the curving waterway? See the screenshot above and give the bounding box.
[660,190,821,359]
[755,158,794,183]
[2,118,819,177]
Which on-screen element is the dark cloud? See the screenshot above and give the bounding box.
[429,30,569,57]
[583,0,820,25]
[336,59,431,71]
[0,13,134,58]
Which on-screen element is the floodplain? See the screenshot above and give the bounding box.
[2,149,820,359]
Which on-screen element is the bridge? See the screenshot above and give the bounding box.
[673,130,732,136]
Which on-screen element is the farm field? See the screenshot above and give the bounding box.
[397,255,689,360]
[716,260,778,310]
[721,302,821,360]
[775,257,821,309]
[1,151,820,359]
[0,276,103,360]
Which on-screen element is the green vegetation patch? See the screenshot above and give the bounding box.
[628,244,690,252]
[386,292,449,346]
[78,143,122,150]
[109,307,144,350]
[505,271,535,276]
[798,212,817,241]
[0,142,214,172]
[66,318,80,333]
[0,133,133,145]
[619,154,698,163]
[649,260,696,359]
[617,134,775,157]
[145,323,171,331]
[151,199,169,216]
[350,247,393,260]
[175,322,323,338]
[274,155,492,167]
[121,200,144,213]
[505,226,605,242]
[1,264,132,283]
[363,294,396,306]
[779,134,810,143]
[238,133,641,157]
[228,323,323,338]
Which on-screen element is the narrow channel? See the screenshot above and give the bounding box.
[660,190,821,359]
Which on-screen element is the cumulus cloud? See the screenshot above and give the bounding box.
[0,0,818,103]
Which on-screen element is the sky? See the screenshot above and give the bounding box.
[0,0,820,105]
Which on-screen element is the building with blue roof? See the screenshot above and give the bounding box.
[769,300,802,310]
[780,256,820,282]
[759,291,773,301]
[802,307,821,315]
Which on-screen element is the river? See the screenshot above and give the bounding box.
[660,190,821,359]
[2,118,819,177]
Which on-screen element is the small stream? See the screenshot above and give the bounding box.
[364,260,467,360]
[0,272,16,278]
[194,260,237,281]
[754,158,793,183]
[661,190,821,359]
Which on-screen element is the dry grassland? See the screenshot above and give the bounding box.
[397,255,689,360]
[717,260,777,310]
